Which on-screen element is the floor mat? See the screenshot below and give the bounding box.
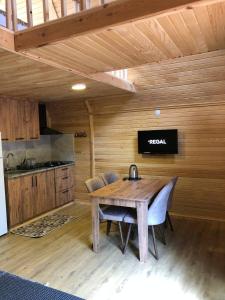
[10,214,77,238]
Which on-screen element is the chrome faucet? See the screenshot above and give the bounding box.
[5,153,14,171]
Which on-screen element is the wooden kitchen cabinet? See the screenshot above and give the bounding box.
[6,177,23,226]
[26,101,40,140]
[0,99,11,141]
[6,165,74,227]
[35,170,56,215]
[21,175,35,221]
[6,169,56,227]
[14,100,28,141]
[0,98,40,142]
[55,165,74,207]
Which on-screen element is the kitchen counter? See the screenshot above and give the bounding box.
[4,162,75,179]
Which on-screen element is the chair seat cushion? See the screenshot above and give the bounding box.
[123,208,137,224]
[101,206,129,222]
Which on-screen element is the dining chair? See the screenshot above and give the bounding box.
[85,176,127,248]
[101,171,120,185]
[166,177,178,231]
[122,181,174,260]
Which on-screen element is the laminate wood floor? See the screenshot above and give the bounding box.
[0,203,224,300]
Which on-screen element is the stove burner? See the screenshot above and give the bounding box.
[44,161,66,167]
[17,161,73,171]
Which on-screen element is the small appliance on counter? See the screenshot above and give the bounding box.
[123,164,142,181]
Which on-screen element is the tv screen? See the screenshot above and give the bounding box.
[138,129,178,154]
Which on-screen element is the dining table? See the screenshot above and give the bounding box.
[90,177,171,263]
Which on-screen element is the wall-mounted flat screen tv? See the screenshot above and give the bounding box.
[138,129,178,154]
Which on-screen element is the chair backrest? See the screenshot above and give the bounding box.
[148,181,174,226]
[167,177,178,210]
[101,171,119,185]
[85,176,105,193]
[85,176,106,219]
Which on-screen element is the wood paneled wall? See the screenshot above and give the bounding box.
[92,104,225,221]
[47,51,225,221]
[47,100,91,202]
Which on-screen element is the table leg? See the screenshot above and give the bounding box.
[136,201,148,263]
[92,198,99,252]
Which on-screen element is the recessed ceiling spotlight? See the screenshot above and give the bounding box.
[72,83,86,91]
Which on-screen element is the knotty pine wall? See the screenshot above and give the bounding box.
[48,99,225,221]
[47,51,225,221]
[47,100,91,202]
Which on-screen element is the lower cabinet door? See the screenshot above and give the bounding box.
[45,170,56,212]
[35,172,47,216]
[21,175,35,222]
[56,189,74,207]
[7,178,23,227]
[35,170,56,215]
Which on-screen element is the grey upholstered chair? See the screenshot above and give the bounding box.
[122,181,174,259]
[85,176,127,248]
[101,171,120,185]
[85,176,105,193]
[166,177,178,231]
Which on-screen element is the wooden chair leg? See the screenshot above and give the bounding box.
[167,212,174,232]
[151,225,159,260]
[106,220,112,235]
[123,224,132,254]
[118,222,124,247]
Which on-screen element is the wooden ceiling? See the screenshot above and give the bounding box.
[0,47,129,101]
[1,0,225,104]
[15,0,225,75]
[90,49,225,114]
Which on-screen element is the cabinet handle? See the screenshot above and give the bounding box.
[2,138,9,141]
[16,137,24,140]
[62,176,68,180]
[35,176,37,187]
[32,176,34,187]
[30,137,37,140]
[62,190,69,194]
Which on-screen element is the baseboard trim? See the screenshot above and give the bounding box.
[170,212,225,223]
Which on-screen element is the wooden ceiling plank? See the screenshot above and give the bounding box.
[181,9,208,52]
[76,35,132,68]
[63,38,120,71]
[115,23,168,62]
[131,21,174,59]
[94,31,139,66]
[207,2,225,49]
[141,19,183,58]
[168,13,200,54]
[193,5,218,50]
[14,0,225,51]
[18,48,136,93]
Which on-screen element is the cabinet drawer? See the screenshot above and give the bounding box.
[56,189,74,207]
[55,165,74,178]
[55,175,74,193]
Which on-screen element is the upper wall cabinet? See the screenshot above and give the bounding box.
[0,98,40,141]
[0,99,11,141]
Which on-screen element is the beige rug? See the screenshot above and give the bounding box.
[10,214,77,238]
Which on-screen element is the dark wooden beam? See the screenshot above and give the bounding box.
[15,0,223,51]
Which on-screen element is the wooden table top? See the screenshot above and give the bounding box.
[90,178,170,202]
